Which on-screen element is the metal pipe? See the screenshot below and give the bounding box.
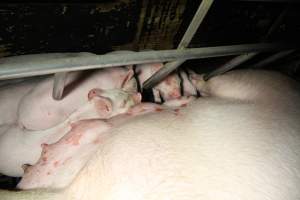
[177,0,215,48]
[0,43,295,80]
[52,51,135,101]
[52,72,68,100]
[252,50,295,69]
[203,5,290,80]
[23,52,95,101]
[203,52,258,80]
[143,0,215,89]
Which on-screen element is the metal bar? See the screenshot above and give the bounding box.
[143,0,215,89]
[203,5,289,80]
[203,52,258,80]
[52,72,68,100]
[252,50,295,68]
[0,43,295,80]
[177,0,215,48]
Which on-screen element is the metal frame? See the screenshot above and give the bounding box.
[143,0,214,89]
[0,43,295,80]
[0,0,297,100]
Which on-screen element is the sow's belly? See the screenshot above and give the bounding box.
[65,99,300,200]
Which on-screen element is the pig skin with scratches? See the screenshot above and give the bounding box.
[0,69,299,200]
[0,89,141,177]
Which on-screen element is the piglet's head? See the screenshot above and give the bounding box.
[88,88,141,118]
[188,70,210,97]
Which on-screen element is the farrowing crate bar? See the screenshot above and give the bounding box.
[0,0,298,100]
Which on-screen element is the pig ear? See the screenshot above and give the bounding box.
[94,97,113,117]
[88,88,104,101]
[88,89,113,117]
[121,69,135,89]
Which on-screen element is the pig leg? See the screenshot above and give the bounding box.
[17,119,112,189]
[127,103,164,116]
[163,96,196,108]
[123,99,194,121]
[106,103,166,127]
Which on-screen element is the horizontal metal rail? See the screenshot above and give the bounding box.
[0,43,296,80]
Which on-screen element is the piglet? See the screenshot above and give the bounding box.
[0,52,97,127]
[18,66,137,131]
[135,62,182,102]
[0,88,141,177]
[1,69,300,200]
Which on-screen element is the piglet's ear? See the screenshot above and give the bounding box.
[94,96,113,118]
[88,88,104,101]
[88,88,113,118]
[121,69,135,89]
